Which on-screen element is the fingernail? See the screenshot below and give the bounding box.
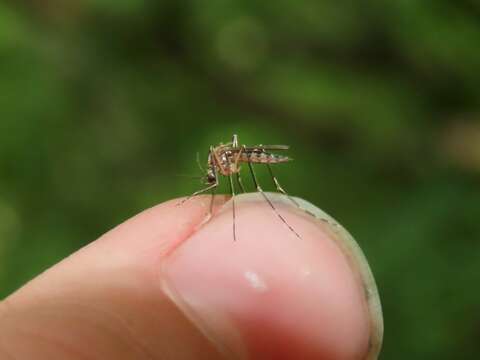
[161,193,380,359]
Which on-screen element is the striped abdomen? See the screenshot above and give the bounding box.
[239,152,291,164]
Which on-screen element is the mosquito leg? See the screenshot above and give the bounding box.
[228,174,237,241]
[266,163,300,207]
[209,186,216,215]
[178,182,218,205]
[231,144,246,193]
[247,161,301,239]
[236,172,246,193]
[179,147,219,207]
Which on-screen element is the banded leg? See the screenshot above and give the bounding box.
[247,160,301,239]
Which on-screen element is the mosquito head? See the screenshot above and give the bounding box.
[206,169,216,184]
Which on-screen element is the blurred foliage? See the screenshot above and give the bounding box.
[1,1,480,359]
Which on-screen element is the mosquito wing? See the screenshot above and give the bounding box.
[227,145,290,153]
[248,145,289,151]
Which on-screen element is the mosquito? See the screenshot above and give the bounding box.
[180,134,301,240]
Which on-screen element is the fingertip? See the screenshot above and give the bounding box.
[162,193,379,359]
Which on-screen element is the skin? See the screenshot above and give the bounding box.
[0,193,371,360]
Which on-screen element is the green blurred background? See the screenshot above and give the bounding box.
[1,1,479,359]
